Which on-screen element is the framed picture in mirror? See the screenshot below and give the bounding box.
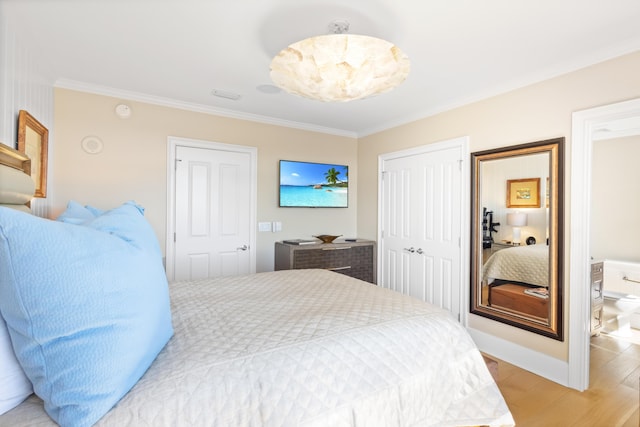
[506,177,540,208]
[17,110,48,198]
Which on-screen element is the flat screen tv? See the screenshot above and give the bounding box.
[279,160,348,208]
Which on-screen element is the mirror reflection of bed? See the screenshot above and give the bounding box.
[483,244,549,320]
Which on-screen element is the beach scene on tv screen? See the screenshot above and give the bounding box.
[280,160,348,207]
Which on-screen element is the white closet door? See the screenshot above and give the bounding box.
[380,142,463,319]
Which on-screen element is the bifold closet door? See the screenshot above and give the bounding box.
[380,145,462,320]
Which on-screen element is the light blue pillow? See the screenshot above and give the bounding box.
[0,202,173,427]
[56,201,107,225]
[56,200,97,224]
[84,204,105,217]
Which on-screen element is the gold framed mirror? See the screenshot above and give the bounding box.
[17,110,48,198]
[470,138,564,340]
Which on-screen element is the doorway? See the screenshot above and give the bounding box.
[377,136,469,321]
[569,97,640,390]
[166,137,257,282]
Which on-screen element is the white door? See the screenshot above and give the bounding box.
[379,140,464,319]
[169,140,256,281]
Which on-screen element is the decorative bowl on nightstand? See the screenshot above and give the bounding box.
[313,234,341,243]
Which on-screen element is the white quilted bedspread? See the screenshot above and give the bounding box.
[483,244,549,287]
[1,269,513,427]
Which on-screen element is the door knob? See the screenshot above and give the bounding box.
[237,245,248,251]
[403,247,415,253]
[416,248,424,255]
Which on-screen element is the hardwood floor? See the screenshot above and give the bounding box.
[491,334,640,426]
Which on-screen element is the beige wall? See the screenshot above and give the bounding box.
[591,135,640,262]
[53,89,358,272]
[357,51,640,360]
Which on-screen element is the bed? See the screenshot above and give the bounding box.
[483,244,549,288]
[0,144,514,427]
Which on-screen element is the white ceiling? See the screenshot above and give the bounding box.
[4,0,640,137]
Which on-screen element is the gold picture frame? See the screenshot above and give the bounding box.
[506,177,540,208]
[17,110,48,198]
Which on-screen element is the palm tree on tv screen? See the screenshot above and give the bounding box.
[324,168,341,186]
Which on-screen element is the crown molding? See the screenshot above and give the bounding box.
[54,79,358,139]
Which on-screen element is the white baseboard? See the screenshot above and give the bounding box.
[467,327,571,388]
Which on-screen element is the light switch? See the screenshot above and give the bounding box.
[258,222,272,232]
[272,221,282,232]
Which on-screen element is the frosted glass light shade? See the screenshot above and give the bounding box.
[270,34,410,102]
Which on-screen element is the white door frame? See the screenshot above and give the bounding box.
[377,136,470,324]
[166,136,257,281]
[568,97,640,390]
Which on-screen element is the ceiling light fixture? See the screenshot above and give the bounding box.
[269,21,410,102]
